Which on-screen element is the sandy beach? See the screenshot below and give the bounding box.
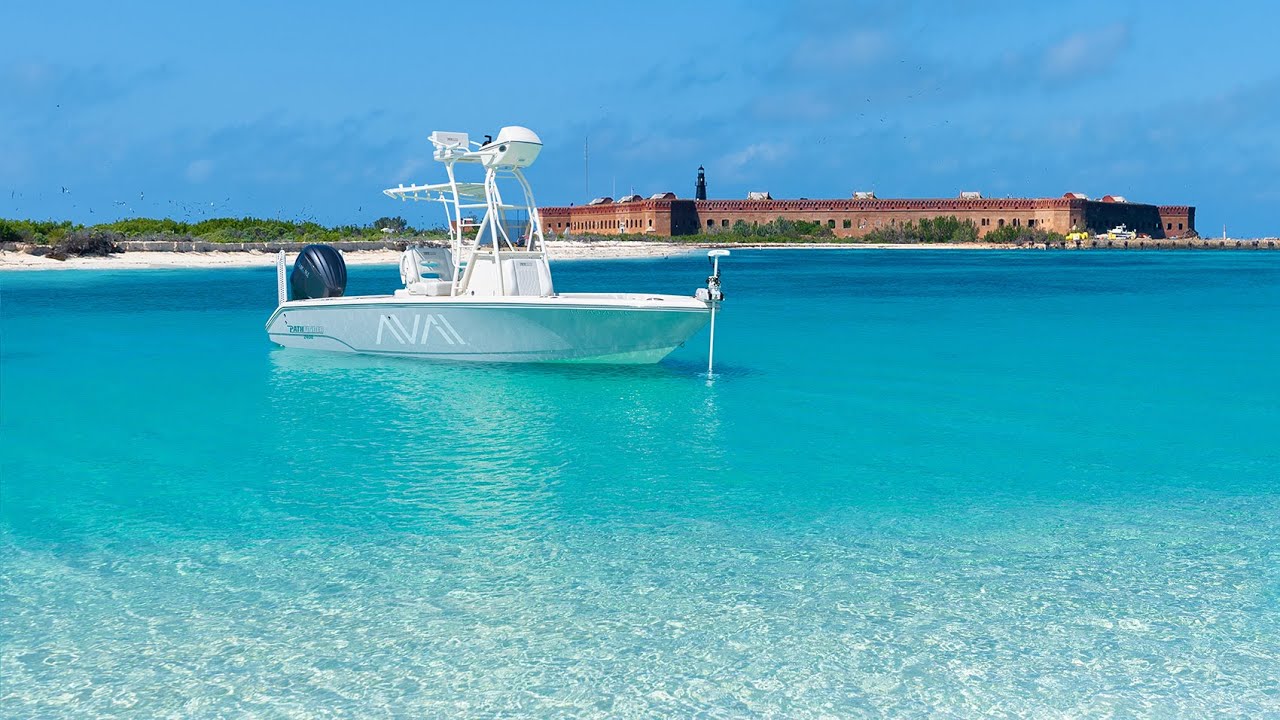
[4,238,1273,271]
[0,241,701,271]
[0,241,1014,271]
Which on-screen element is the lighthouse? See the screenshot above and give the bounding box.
[695,165,707,200]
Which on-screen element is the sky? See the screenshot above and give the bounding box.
[2,0,1278,236]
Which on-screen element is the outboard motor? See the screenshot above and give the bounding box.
[290,244,347,300]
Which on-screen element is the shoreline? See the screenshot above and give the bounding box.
[2,238,1277,271]
[0,241,699,272]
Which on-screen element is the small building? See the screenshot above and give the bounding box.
[853,191,876,200]
[747,191,772,200]
[959,191,982,199]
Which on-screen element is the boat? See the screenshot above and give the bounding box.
[1102,224,1137,241]
[264,126,726,364]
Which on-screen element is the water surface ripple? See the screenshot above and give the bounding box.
[2,251,1278,717]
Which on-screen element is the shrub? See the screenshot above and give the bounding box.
[861,216,980,244]
[54,230,124,256]
[983,224,1066,245]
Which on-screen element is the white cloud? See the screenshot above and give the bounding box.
[185,159,213,183]
[792,29,889,70]
[1043,22,1130,78]
[718,141,790,178]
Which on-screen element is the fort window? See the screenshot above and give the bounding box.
[707,219,715,228]
[648,218,653,228]
[998,219,1005,227]
[1178,222,1183,230]
[1167,222,1173,230]
[1013,218,1020,227]
[843,219,852,229]
[828,219,836,229]
[1028,219,1036,227]
[722,219,729,227]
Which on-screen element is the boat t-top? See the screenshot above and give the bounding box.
[265,125,727,364]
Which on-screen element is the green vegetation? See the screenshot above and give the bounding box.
[981,223,1067,245]
[700,217,835,243]
[0,216,446,246]
[0,219,78,245]
[860,216,980,244]
[4,213,1071,249]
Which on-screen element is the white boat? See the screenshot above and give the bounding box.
[265,126,726,364]
[1103,224,1137,240]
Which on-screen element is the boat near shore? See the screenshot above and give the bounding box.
[264,126,726,363]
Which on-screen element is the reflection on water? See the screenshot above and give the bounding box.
[265,348,730,536]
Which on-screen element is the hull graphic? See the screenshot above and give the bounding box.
[266,298,710,363]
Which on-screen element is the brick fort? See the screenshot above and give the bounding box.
[539,167,1195,240]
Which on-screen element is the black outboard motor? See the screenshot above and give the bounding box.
[289,244,347,300]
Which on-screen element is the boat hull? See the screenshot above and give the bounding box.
[264,294,712,363]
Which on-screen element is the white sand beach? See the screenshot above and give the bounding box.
[0,241,702,271]
[11,237,1243,271]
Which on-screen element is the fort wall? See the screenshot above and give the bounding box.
[540,196,1197,239]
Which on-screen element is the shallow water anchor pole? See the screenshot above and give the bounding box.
[705,249,730,376]
[276,250,287,305]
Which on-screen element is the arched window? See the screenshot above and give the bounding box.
[707,219,714,228]
[998,219,1005,227]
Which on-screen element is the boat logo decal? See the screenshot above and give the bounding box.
[376,314,467,346]
[287,324,324,334]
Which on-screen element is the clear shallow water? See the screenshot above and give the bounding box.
[2,250,1279,717]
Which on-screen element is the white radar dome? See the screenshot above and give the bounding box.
[482,126,542,168]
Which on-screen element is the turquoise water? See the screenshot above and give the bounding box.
[2,250,1279,717]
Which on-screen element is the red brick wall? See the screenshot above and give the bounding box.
[539,197,1195,239]
[1158,206,1196,237]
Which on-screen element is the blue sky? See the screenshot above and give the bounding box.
[2,0,1277,235]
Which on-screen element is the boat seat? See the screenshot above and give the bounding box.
[401,247,455,281]
[398,279,453,296]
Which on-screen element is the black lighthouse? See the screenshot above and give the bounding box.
[695,165,707,200]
